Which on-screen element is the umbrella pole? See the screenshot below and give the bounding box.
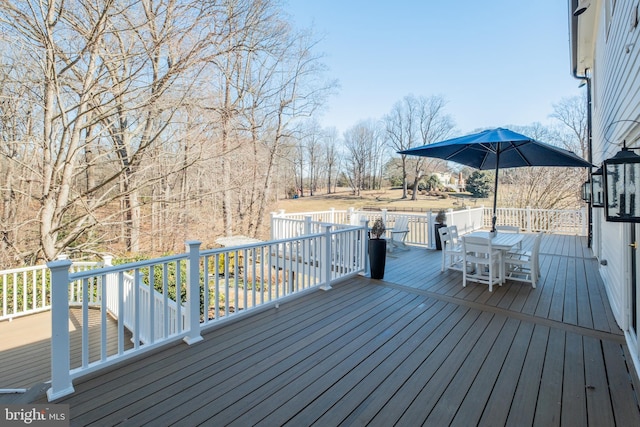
[492,150,500,232]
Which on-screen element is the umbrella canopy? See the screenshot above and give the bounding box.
[398,127,592,231]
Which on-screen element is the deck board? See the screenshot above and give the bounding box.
[449,316,520,427]
[535,327,565,426]
[506,324,549,426]
[3,233,638,426]
[563,332,588,426]
[477,321,535,427]
[583,335,616,425]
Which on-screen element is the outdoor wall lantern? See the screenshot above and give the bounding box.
[581,181,591,202]
[591,167,604,207]
[603,144,640,222]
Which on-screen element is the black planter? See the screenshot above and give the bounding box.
[368,239,387,279]
[434,223,447,250]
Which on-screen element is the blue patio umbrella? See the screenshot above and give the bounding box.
[398,127,592,231]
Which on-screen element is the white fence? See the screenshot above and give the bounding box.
[46,225,367,401]
[101,257,183,345]
[272,206,587,249]
[487,207,587,235]
[0,258,180,345]
[1,261,102,321]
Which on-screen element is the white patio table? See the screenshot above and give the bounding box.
[465,231,525,283]
[466,231,524,252]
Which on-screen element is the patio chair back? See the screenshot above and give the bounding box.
[439,226,463,272]
[504,232,543,288]
[462,235,504,292]
[390,217,409,244]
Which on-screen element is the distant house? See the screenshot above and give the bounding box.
[432,172,465,192]
[570,0,640,378]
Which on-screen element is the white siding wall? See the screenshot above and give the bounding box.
[598,219,627,329]
[588,0,640,368]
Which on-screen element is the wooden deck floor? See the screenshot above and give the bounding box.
[0,308,132,391]
[12,234,640,425]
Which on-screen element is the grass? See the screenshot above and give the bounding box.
[274,187,491,214]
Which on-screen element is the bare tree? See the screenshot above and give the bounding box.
[343,120,380,196]
[323,127,340,194]
[385,95,454,200]
[551,94,588,157]
[0,0,334,263]
[498,123,585,210]
[237,23,335,237]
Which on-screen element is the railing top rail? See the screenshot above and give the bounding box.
[485,206,583,212]
[1,261,103,277]
[64,253,188,280]
[273,209,346,216]
[272,216,348,226]
[0,264,50,275]
[201,225,365,256]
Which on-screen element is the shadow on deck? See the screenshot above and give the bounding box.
[6,234,640,425]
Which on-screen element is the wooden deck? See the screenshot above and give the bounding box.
[7,234,640,425]
[0,308,132,391]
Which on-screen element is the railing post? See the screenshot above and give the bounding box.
[428,210,435,249]
[581,206,587,236]
[47,259,74,401]
[526,206,532,232]
[304,216,312,235]
[446,208,453,226]
[270,212,276,240]
[320,225,332,291]
[348,207,355,225]
[103,255,113,267]
[329,207,335,224]
[184,241,203,345]
[381,209,388,227]
[361,218,369,274]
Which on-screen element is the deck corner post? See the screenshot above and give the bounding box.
[184,241,203,345]
[361,218,370,275]
[320,225,332,291]
[46,259,75,401]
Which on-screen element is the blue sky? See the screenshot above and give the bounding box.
[286,0,582,136]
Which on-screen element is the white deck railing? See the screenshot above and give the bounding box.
[1,261,102,321]
[487,207,587,235]
[101,258,183,345]
[272,205,587,249]
[4,204,586,401]
[46,224,367,401]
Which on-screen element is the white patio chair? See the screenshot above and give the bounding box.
[495,225,522,249]
[439,226,463,272]
[448,225,461,245]
[462,235,504,292]
[504,232,543,288]
[390,216,410,251]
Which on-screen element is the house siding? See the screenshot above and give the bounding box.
[582,0,640,376]
[599,219,627,329]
